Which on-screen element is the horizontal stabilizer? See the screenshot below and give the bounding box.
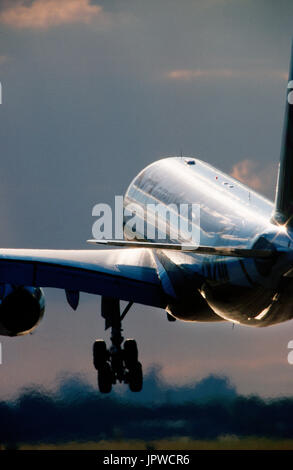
[87,239,274,258]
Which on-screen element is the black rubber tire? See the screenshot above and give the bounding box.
[98,363,113,393]
[124,339,138,368]
[128,361,143,392]
[93,339,107,370]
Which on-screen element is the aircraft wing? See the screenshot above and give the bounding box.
[0,241,272,311]
[0,248,169,309]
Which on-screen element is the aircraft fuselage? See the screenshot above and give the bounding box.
[124,157,293,326]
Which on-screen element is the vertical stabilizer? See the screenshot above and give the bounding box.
[273,41,293,226]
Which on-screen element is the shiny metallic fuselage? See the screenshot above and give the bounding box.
[124,157,293,326]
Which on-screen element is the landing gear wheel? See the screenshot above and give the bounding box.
[97,362,113,393]
[93,339,107,370]
[128,361,143,392]
[94,298,144,393]
[124,339,138,368]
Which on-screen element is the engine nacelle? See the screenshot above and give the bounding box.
[166,291,224,322]
[0,285,45,336]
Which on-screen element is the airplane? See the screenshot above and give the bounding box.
[1,45,293,394]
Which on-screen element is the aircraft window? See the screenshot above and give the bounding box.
[185,159,195,165]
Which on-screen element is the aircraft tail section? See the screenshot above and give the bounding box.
[273,41,293,226]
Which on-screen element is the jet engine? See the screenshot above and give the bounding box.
[0,284,45,336]
[166,291,224,322]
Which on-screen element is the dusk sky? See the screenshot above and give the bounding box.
[1,0,293,401]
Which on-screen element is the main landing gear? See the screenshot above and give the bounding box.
[93,297,143,393]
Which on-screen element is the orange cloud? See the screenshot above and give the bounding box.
[0,0,102,30]
[230,159,277,198]
[166,68,288,81]
[167,68,238,80]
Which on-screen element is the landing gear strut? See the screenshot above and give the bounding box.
[93,297,143,393]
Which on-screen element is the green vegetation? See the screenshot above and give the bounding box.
[16,437,293,450]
